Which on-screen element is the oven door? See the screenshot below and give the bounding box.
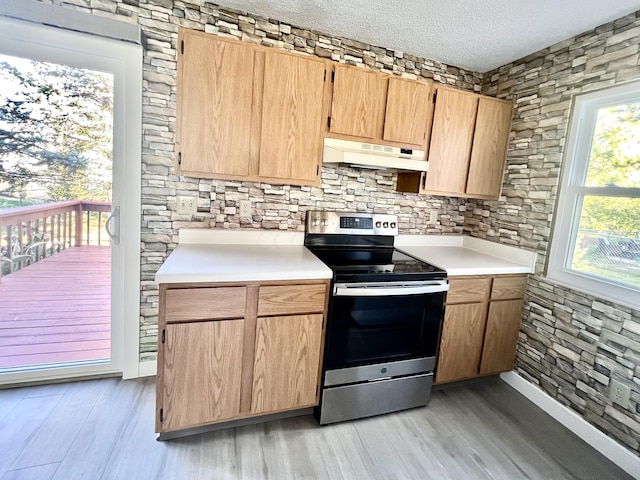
[324,280,448,371]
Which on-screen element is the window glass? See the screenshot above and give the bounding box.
[571,196,640,288]
[585,102,640,188]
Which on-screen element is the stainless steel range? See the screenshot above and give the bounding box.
[304,211,448,425]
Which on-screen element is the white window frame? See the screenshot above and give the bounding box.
[547,80,640,309]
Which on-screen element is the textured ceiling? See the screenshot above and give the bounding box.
[215,0,640,72]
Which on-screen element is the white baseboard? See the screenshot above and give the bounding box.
[500,371,640,479]
[138,360,157,377]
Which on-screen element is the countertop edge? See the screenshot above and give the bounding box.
[156,271,333,284]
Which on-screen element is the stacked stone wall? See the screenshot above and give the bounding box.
[473,12,640,453]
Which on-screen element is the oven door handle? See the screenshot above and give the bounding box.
[334,283,449,297]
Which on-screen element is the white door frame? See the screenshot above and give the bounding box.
[0,16,141,384]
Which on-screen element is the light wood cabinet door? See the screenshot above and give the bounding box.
[383,78,431,146]
[466,98,513,197]
[177,30,254,177]
[479,299,524,375]
[330,65,387,139]
[435,302,487,384]
[425,88,478,194]
[252,314,323,414]
[259,52,326,183]
[161,320,245,431]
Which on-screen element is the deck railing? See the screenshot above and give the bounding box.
[0,200,112,276]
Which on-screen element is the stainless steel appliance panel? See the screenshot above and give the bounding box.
[319,373,433,425]
[324,357,435,387]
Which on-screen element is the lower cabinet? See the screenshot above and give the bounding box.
[161,319,245,431]
[156,280,329,433]
[252,314,324,414]
[435,274,527,384]
[479,299,525,375]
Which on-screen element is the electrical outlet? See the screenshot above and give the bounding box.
[176,196,197,215]
[239,199,251,218]
[429,211,438,224]
[610,379,631,407]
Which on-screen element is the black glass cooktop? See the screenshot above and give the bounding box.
[307,245,446,283]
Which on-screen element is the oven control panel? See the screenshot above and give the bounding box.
[306,211,398,235]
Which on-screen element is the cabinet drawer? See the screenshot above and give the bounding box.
[258,284,326,316]
[491,275,528,300]
[165,287,247,322]
[446,277,490,304]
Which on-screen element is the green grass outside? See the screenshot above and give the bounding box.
[572,245,640,288]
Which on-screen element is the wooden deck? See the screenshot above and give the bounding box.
[0,246,111,370]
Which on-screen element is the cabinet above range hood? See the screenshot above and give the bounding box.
[322,138,428,171]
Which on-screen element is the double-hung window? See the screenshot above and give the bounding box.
[548,81,640,309]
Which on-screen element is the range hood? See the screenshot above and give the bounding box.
[322,138,428,171]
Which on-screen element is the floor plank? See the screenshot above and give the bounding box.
[10,380,109,470]
[49,378,146,480]
[0,463,60,480]
[0,246,110,369]
[0,376,633,480]
[0,394,61,477]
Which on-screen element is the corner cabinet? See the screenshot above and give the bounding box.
[435,274,527,384]
[397,86,512,199]
[328,64,433,150]
[156,281,329,434]
[175,28,330,186]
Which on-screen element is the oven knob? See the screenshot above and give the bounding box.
[321,219,328,226]
[381,367,387,374]
[383,222,389,228]
[375,221,381,228]
[390,222,396,228]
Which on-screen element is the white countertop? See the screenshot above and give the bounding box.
[155,229,537,283]
[396,235,537,276]
[155,229,332,284]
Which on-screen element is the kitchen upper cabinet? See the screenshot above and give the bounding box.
[156,280,329,434]
[328,64,432,149]
[466,98,513,197]
[397,87,512,199]
[176,28,328,187]
[435,274,527,385]
[329,65,387,140]
[259,51,327,183]
[383,78,432,146]
[177,30,254,177]
[425,88,478,194]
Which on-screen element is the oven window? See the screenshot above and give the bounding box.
[324,292,445,370]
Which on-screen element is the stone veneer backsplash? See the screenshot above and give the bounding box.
[140,167,471,357]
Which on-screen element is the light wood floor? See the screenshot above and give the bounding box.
[0,376,632,480]
[0,246,111,370]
